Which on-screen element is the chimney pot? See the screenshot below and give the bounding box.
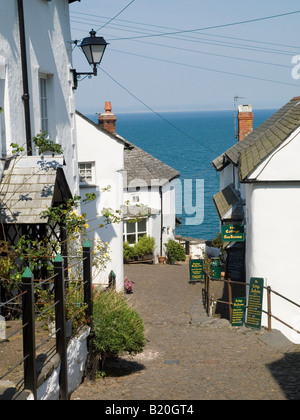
[237,104,253,141]
[98,102,117,134]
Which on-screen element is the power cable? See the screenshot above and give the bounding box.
[99,67,219,157]
[109,48,298,87]
[107,10,300,41]
[94,0,135,32]
[70,10,300,50]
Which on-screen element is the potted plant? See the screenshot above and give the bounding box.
[158,256,166,264]
[134,235,155,261]
[124,276,133,293]
[123,236,156,263]
[164,239,186,264]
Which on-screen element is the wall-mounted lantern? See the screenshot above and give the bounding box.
[71,30,108,90]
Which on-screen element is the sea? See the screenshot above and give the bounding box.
[87,108,275,241]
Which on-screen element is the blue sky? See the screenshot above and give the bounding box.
[70,0,300,114]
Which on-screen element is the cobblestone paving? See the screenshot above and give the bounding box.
[71,262,300,401]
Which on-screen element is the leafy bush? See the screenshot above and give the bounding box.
[134,235,155,257]
[123,235,155,261]
[164,239,186,263]
[90,289,146,376]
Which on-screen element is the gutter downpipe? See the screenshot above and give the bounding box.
[17,0,32,156]
[160,186,163,256]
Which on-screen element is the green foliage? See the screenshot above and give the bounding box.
[33,132,63,157]
[92,289,146,361]
[164,239,186,263]
[134,235,155,257]
[123,235,155,261]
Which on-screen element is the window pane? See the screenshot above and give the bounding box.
[127,222,136,234]
[137,219,147,233]
[127,234,136,245]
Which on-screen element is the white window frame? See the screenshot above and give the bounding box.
[40,76,48,135]
[123,218,148,244]
[79,162,95,186]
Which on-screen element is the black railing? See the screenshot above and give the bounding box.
[203,270,300,336]
[0,240,92,400]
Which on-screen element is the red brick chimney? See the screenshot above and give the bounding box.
[238,105,253,141]
[98,102,117,134]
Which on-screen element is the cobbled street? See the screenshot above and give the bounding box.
[71,262,300,401]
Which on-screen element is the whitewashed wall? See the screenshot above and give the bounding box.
[76,114,124,292]
[0,0,78,195]
[245,182,300,343]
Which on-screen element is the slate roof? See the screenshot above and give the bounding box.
[213,184,244,222]
[124,141,180,188]
[0,159,72,224]
[212,97,300,181]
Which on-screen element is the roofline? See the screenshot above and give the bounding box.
[75,110,131,147]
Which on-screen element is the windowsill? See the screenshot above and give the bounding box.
[79,183,97,188]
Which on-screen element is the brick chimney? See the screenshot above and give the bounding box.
[98,102,117,134]
[238,105,253,141]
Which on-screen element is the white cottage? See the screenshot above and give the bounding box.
[0,0,79,194]
[75,108,125,292]
[213,97,300,344]
[76,103,180,290]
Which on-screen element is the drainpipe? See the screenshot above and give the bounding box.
[160,186,163,256]
[17,0,32,155]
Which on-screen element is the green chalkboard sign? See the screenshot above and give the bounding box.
[232,297,246,326]
[189,259,204,283]
[246,277,264,330]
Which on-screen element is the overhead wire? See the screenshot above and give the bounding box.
[99,67,224,157]
[70,10,300,51]
[94,0,135,32]
[108,48,297,87]
[103,10,300,41]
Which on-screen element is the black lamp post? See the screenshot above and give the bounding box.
[72,30,108,90]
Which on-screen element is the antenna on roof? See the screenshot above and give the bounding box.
[234,95,245,139]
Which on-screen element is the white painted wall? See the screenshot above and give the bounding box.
[248,127,300,182]
[245,182,300,343]
[76,114,125,292]
[123,179,177,261]
[0,0,78,195]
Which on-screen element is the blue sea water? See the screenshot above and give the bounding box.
[87,109,275,241]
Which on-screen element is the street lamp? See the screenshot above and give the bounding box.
[71,30,108,90]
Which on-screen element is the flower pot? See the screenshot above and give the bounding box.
[158,256,166,264]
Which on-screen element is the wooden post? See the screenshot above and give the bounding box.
[54,253,69,400]
[83,240,93,324]
[22,267,37,399]
[228,278,233,322]
[267,286,272,332]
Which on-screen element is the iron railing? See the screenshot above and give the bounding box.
[0,240,93,400]
[203,271,300,336]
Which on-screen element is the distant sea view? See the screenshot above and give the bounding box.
[87,108,275,241]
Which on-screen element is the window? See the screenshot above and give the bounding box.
[40,77,48,134]
[79,162,95,185]
[123,219,147,244]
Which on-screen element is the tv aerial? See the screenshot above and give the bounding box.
[234,96,245,139]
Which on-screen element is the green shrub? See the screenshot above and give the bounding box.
[164,239,186,263]
[134,235,155,257]
[123,235,155,260]
[90,289,146,375]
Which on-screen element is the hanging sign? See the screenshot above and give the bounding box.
[189,259,204,283]
[221,224,245,242]
[231,297,246,327]
[246,277,264,330]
